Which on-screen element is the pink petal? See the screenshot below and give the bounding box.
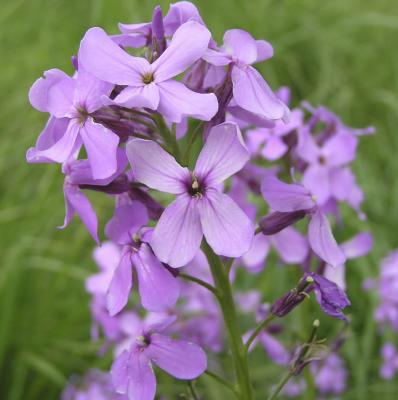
[26,117,70,163]
[60,185,99,243]
[106,247,133,316]
[341,232,373,259]
[261,176,316,212]
[302,165,331,206]
[260,332,289,366]
[133,243,180,311]
[232,65,288,121]
[202,48,231,66]
[308,210,346,267]
[126,138,190,194]
[199,188,254,258]
[147,333,207,379]
[29,69,75,117]
[223,29,258,65]
[80,119,120,180]
[323,133,357,167]
[271,227,309,264]
[195,122,249,186]
[324,263,346,290]
[111,349,156,400]
[150,194,203,268]
[79,27,150,86]
[296,127,320,163]
[157,80,218,123]
[75,67,113,113]
[260,136,288,160]
[163,1,205,35]
[152,21,211,82]
[104,83,160,110]
[105,201,149,245]
[256,40,274,62]
[242,233,270,272]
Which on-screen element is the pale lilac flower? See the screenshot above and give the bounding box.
[261,176,346,267]
[380,343,398,379]
[312,353,347,394]
[105,201,180,315]
[111,314,207,400]
[203,29,289,121]
[175,251,224,352]
[60,150,127,243]
[375,250,398,330]
[86,243,124,343]
[127,122,254,267]
[62,370,127,400]
[79,21,218,123]
[246,87,303,160]
[241,228,309,273]
[27,67,119,179]
[296,127,358,205]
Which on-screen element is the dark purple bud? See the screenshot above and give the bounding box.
[129,187,164,220]
[151,5,166,58]
[205,70,233,134]
[183,59,209,92]
[71,55,78,71]
[79,174,130,195]
[271,275,314,317]
[312,274,350,321]
[259,210,307,235]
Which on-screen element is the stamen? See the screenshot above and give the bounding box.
[142,72,154,84]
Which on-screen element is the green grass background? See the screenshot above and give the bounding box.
[0,0,397,398]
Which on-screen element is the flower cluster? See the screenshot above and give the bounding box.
[27,2,375,399]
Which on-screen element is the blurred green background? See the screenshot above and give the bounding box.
[1,0,397,398]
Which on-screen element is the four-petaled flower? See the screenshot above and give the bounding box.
[127,122,254,267]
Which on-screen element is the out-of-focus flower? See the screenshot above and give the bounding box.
[111,313,206,400]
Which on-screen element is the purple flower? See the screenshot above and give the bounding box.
[62,370,127,400]
[204,29,289,121]
[126,122,254,267]
[246,87,303,160]
[312,274,351,321]
[27,68,120,179]
[111,314,207,400]
[241,228,309,273]
[116,1,204,49]
[79,21,218,123]
[60,151,127,243]
[261,175,346,267]
[105,201,180,315]
[380,343,398,379]
[312,353,347,394]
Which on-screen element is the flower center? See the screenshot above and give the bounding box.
[76,106,89,125]
[318,155,326,165]
[188,174,204,198]
[142,72,154,84]
[136,334,151,350]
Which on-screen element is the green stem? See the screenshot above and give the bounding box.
[153,115,181,162]
[188,381,199,400]
[202,241,252,400]
[179,273,220,297]
[267,371,293,400]
[244,314,276,352]
[204,370,239,397]
[182,121,204,165]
